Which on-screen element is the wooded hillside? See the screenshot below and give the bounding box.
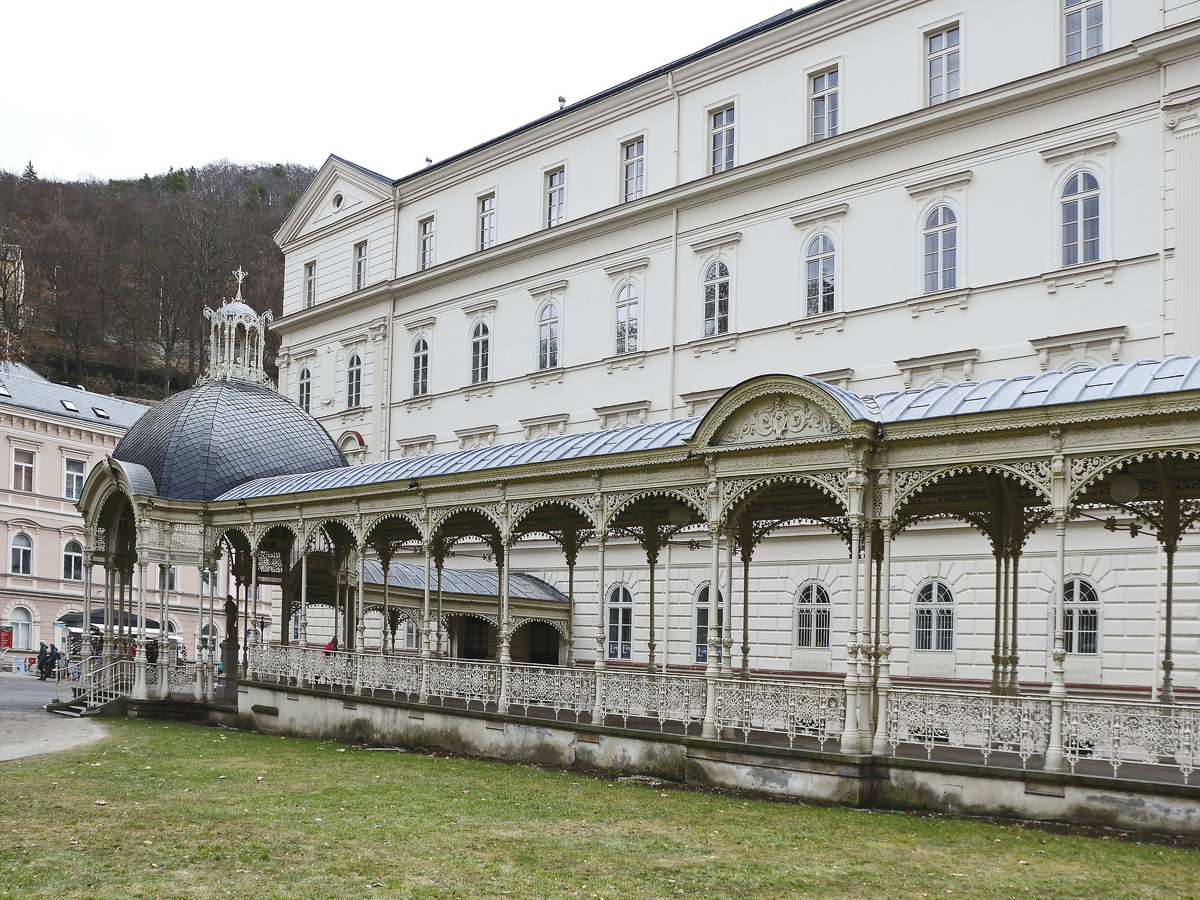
[0,160,317,400]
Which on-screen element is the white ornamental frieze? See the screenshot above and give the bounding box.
[717,396,844,445]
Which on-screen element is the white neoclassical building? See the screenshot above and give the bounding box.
[63,1,1200,831]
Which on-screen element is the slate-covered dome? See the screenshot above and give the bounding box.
[112,278,347,502]
[113,379,347,502]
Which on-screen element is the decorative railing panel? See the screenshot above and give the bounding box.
[714,678,844,747]
[600,671,707,732]
[251,643,299,684]
[359,653,422,699]
[508,664,595,720]
[424,659,500,707]
[1062,699,1200,782]
[886,689,1050,767]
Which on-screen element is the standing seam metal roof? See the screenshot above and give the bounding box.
[0,362,147,429]
[362,560,567,604]
[216,358,1200,503]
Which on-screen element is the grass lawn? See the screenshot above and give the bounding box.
[1,718,1198,899]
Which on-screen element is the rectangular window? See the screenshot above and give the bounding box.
[64,458,85,501]
[478,194,496,250]
[13,449,34,493]
[418,217,435,270]
[622,138,644,202]
[304,261,317,308]
[545,168,565,227]
[927,26,960,105]
[811,69,839,140]
[404,619,420,651]
[1065,0,1103,63]
[710,105,735,174]
[354,241,368,291]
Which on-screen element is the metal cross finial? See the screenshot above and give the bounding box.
[233,266,247,301]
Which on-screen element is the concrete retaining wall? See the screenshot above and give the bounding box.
[237,682,1200,837]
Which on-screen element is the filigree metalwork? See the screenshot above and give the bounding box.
[508,664,595,721]
[716,396,844,445]
[713,678,844,748]
[1063,698,1200,781]
[886,688,1049,767]
[600,671,707,733]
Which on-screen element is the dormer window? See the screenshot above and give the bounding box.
[61,399,79,412]
[92,407,109,419]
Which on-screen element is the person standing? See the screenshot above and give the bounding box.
[47,644,61,681]
[35,642,48,680]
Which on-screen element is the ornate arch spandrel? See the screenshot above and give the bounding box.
[427,504,506,538]
[1067,449,1200,507]
[508,497,600,532]
[603,488,707,531]
[890,461,1054,514]
[719,471,850,524]
[690,374,873,450]
[512,616,571,642]
[363,511,426,545]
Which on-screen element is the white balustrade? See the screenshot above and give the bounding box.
[714,678,845,747]
[600,671,708,732]
[424,659,501,708]
[1062,698,1200,782]
[886,688,1050,766]
[507,664,595,720]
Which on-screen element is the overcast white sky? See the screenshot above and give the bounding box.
[6,1,799,184]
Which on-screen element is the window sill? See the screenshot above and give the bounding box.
[529,367,564,388]
[690,332,738,358]
[905,287,970,318]
[340,408,366,424]
[464,383,493,401]
[605,351,647,373]
[404,395,432,412]
[791,311,845,339]
[1042,259,1116,294]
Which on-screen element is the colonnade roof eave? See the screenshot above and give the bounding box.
[213,357,1200,505]
[362,560,568,604]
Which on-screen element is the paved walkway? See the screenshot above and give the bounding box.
[0,669,106,761]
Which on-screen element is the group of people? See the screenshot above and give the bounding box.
[34,642,63,681]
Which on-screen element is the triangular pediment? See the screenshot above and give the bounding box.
[691,374,877,449]
[275,156,393,249]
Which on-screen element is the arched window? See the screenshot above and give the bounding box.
[805,234,836,316]
[695,584,724,663]
[9,606,31,650]
[614,283,639,354]
[702,261,731,336]
[537,303,559,370]
[199,623,220,653]
[346,353,362,408]
[607,585,633,660]
[1061,171,1100,267]
[412,338,429,397]
[471,322,490,384]
[63,540,83,581]
[11,532,31,575]
[1063,575,1100,655]
[796,582,831,648]
[923,206,957,293]
[914,579,955,651]
[297,367,311,414]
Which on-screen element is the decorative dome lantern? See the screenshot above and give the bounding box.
[197,267,274,387]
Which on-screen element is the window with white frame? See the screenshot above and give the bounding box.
[419,217,435,270]
[63,540,83,581]
[537,303,559,369]
[166,565,178,591]
[346,352,362,408]
[545,168,565,227]
[1063,575,1100,655]
[412,337,429,397]
[11,532,32,575]
[702,260,731,336]
[695,584,724,663]
[354,241,368,291]
[606,585,633,660]
[914,579,955,651]
[404,617,421,651]
[710,105,735,174]
[471,322,490,384]
[1064,0,1103,63]
[622,138,645,202]
[297,366,311,414]
[1061,171,1100,267]
[811,68,839,140]
[922,205,958,293]
[796,582,831,648]
[478,194,496,250]
[614,283,639,354]
[64,458,85,501]
[8,606,31,650]
[927,25,960,105]
[12,448,34,492]
[291,610,300,640]
[304,261,317,308]
[805,234,836,316]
